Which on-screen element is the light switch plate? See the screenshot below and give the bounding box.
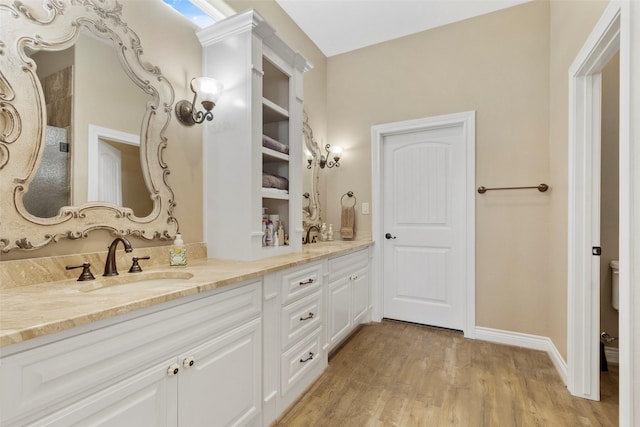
[361,202,370,215]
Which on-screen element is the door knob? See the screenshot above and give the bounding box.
[385,233,396,240]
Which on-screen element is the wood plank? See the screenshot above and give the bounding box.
[275,320,619,426]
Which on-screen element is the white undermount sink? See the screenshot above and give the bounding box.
[79,271,194,294]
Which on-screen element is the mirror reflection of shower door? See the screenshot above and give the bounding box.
[22,126,71,217]
[97,140,123,206]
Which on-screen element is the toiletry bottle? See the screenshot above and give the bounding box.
[320,223,327,241]
[262,208,268,247]
[327,224,334,241]
[266,220,274,246]
[277,224,285,246]
[169,233,187,266]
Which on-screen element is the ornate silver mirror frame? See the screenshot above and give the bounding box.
[302,110,321,226]
[0,0,177,252]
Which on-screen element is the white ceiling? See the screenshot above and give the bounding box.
[274,0,531,57]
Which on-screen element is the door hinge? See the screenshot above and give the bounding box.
[592,246,601,256]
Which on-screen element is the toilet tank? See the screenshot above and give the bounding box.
[610,260,619,311]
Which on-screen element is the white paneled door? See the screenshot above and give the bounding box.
[96,140,122,206]
[382,119,469,331]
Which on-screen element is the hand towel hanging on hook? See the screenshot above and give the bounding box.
[340,191,356,240]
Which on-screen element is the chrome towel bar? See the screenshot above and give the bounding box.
[477,183,549,194]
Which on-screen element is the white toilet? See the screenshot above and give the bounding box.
[610,260,619,311]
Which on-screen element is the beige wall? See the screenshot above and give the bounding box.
[326,2,552,336]
[600,53,620,344]
[547,0,609,358]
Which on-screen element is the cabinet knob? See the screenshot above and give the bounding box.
[299,312,315,321]
[300,352,314,363]
[299,278,314,286]
[167,363,180,377]
[183,357,195,368]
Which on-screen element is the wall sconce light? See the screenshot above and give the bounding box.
[175,77,223,126]
[305,148,313,169]
[319,144,342,169]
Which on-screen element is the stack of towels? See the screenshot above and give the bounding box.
[262,135,289,155]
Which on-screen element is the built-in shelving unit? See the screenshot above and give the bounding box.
[198,10,311,261]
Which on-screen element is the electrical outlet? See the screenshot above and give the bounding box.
[361,202,370,215]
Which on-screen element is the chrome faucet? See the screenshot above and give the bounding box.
[103,237,133,276]
[304,225,321,244]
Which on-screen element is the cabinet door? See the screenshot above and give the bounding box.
[328,277,351,348]
[31,358,178,427]
[351,267,370,325]
[178,319,262,427]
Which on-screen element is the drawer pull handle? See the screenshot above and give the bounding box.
[299,278,314,286]
[167,363,180,377]
[300,352,314,363]
[300,312,315,321]
[183,357,195,368]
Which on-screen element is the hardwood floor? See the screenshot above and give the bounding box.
[276,320,619,426]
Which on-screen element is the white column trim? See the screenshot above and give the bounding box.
[618,0,639,423]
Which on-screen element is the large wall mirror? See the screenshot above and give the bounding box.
[302,111,321,227]
[0,0,177,252]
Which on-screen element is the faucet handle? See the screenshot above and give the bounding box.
[66,263,96,281]
[128,256,151,273]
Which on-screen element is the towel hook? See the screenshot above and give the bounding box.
[341,191,357,207]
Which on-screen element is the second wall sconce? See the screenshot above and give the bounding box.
[319,144,342,169]
[175,77,224,126]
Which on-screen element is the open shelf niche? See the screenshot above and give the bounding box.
[198,10,312,260]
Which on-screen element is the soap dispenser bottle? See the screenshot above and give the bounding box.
[169,233,187,266]
[320,223,327,241]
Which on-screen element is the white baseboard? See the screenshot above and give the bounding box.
[604,346,619,365]
[475,327,568,385]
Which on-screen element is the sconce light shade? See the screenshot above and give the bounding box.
[319,143,342,169]
[175,77,224,126]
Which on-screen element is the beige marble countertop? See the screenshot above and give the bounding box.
[0,240,373,348]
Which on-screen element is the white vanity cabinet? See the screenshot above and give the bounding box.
[262,261,326,425]
[198,10,311,261]
[0,281,262,427]
[327,248,372,352]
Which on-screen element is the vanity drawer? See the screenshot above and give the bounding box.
[280,262,322,305]
[328,249,368,282]
[280,290,322,350]
[280,328,322,396]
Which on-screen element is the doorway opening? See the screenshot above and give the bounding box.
[566,3,620,402]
